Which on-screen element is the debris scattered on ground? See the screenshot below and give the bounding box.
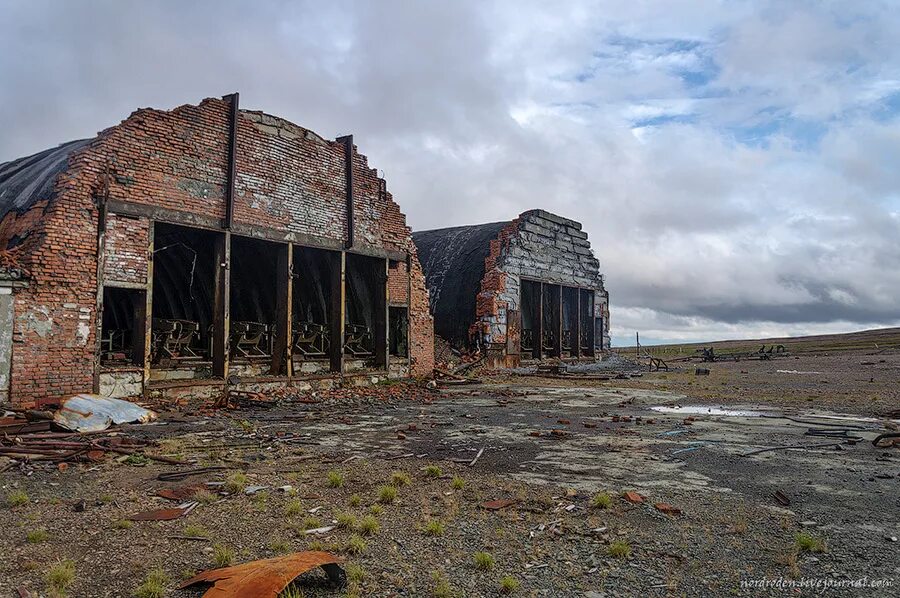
[623,491,644,504]
[129,502,197,521]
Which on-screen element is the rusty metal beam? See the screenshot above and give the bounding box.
[375,258,389,370]
[142,224,155,398]
[271,243,291,376]
[212,231,231,378]
[223,92,239,230]
[329,251,346,374]
[336,135,354,249]
[92,190,108,394]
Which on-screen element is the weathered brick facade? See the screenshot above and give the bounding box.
[0,96,432,406]
[414,210,609,367]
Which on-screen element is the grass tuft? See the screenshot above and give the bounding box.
[608,540,631,558]
[390,471,412,487]
[284,499,304,516]
[431,570,454,598]
[795,532,826,553]
[591,492,612,509]
[300,516,322,530]
[336,512,357,529]
[499,575,520,594]
[369,504,384,516]
[346,563,366,584]
[473,551,495,571]
[378,485,398,504]
[345,534,367,555]
[134,568,169,598]
[450,476,465,490]
[193,489,218,504]
[269,538,292,554]
[212,543,234,568]
[327,470,344,488]
[223,472,248,494]
[307,540,325,551]
[358,515,380,536]
[26,528,49,544]
[6,490,29,508]
[46,559,76,595]
[349,494,362,507]
[113,519,133,530]
[423,520,444,537]
[279,583,306,598]
[424,465,442,478]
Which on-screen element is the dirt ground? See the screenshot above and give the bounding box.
[1,348,898,597]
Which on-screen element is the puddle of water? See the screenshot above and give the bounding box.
[650,405,765,417]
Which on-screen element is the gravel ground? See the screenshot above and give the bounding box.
[1,354,898,597]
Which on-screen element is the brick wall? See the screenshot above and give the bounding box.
[2,96,433,404]
[103,214,149,285]
[388,260,409,306]
[472,210,610,352]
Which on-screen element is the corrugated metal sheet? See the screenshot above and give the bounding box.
[53,394,157,433]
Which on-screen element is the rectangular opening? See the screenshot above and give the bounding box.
[345,253,384,367]
[580,289,595,356]
[292,246,337,374]
[561,286,578,356]
[520,280,541,357]
[150,223,218,376]
[229,236,280,372]
[543,283,560,356]
[100,287,146,367]
[595,316,604,351]
[389,306,408,357]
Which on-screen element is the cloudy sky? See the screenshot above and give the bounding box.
[2,0,899,345]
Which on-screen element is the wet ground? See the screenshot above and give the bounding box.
[2,358,899,596]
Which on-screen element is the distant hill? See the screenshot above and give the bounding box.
[619,326,900,358]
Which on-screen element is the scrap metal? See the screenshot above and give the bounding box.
[178,551,345,598]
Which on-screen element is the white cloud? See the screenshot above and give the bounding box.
[1,0,899,345]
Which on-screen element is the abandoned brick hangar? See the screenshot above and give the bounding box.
[0,95,609,407]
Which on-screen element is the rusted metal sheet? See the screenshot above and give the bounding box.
[157,484,206,501]
[53,394,157,433]
[481,499,517,511]
[177,551,345,598]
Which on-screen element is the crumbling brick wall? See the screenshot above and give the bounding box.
[472,210,610,355]
[103,214,149,285]
[1,97,433,405]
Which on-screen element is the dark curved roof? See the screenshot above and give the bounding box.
[0,139,92,221]
[413,221,509,347]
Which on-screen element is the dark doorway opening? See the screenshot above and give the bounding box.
[292,247,336,368]
[150,223,217,368]
[580,289,595,356]
[101,287,146,367]
[389,306,408,357]
[345,253,381,360]
[229,236,279,363]
[521,280,540,357]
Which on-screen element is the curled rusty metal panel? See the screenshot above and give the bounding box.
[178,551,345,598]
